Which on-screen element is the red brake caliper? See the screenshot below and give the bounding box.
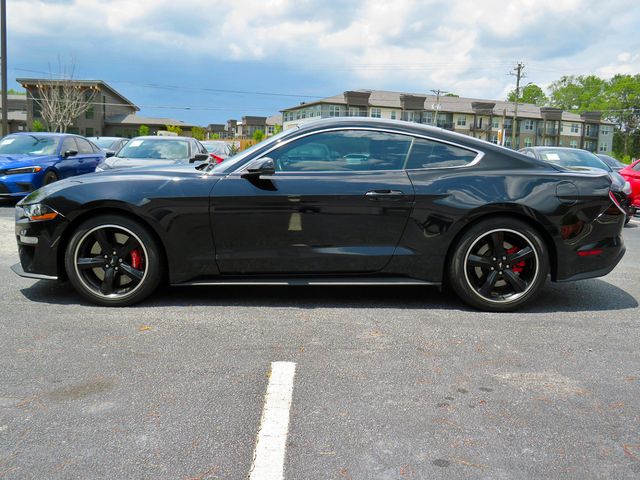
[506,246,525,273]
[130,249,143,270]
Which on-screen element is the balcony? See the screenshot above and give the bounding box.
[537,127,558,136]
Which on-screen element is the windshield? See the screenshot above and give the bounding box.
[203,141,234,155]
[117,138,189,160]
[0,135,59,156]
[538,149,612,172]
[207,129,293,173]
[91,138,119,149]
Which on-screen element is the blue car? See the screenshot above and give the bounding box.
[0,132,105,198]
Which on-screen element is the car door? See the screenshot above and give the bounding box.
[211,128,415,274]
[56,137,82,179]
[74,137,101,174]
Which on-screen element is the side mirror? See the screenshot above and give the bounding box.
[105,150,116,158]
[190,153,210,163]
[242,157,276,178]
[63,149,78,158]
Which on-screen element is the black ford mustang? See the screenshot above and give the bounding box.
[12,118,626,311]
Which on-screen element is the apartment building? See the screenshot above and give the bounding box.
[281,90,614,153]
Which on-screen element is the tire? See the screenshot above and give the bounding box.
[64,214,163,306]
[447,218,549,312]
[43,171,58,185]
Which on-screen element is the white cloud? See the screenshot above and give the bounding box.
[9,0,640,100]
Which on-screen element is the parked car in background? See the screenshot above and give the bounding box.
[87,136,128,158]
[13,118,627,311]
[0,132,105,198]
[597,153,626,171]
[202,140,240,164]
[520,146,635,223]
[619,159,640,214]
[95,136,210,172]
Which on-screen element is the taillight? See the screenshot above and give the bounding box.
[609,191,627,214]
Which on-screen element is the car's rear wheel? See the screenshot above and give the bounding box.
[43,171,58,185]
[448,218,549,311]
[64,214,162,306]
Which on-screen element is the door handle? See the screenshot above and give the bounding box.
[365,189,406,199]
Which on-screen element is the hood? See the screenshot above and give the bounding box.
[99,156,186,171]
[0,154,54,168]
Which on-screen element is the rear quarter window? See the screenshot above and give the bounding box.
[406,138,478,169]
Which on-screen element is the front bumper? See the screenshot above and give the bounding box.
[10,262,58,280]
[0,173,40,197]
[14,209,69,279]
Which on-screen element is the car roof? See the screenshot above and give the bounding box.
[130,136,193,141]
[12,132,75,138]
[87,136,126,140]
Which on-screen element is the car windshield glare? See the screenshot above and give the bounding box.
[539,149,611,171]
[117,139,189,160]
[0,135,59,155]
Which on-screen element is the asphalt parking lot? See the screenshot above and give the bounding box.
[1,202,639,479]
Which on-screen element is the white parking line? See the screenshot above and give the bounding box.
[249,361,297,480]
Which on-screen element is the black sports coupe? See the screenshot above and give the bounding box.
[12,118,627,311]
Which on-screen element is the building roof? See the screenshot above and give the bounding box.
[16,78,140,112]
[105,113,197,128]
[282,89,615,124]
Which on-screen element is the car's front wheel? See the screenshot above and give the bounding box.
[64,214,163,306]
[448,218,549,311]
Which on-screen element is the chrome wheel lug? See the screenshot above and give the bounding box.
[490,267,494,271]
[502,256,506,260]
[118,258,123,263]
[104,255,108,259]
[492,257,496,261]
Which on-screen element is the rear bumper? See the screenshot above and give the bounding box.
[555,243,625,282]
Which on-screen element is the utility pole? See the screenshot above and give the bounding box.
[430,89,448,126]
[1,0,7,137]
[509,62,525,149]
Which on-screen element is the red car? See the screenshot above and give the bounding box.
[620,159,640,214]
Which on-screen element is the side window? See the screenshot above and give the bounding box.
[269,130,412,172]
[405,138,478,169]
[60,137,78,155]
[75,137,94,154]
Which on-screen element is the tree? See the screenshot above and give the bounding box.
[252,129,265,142]
[165,124,183,136]
[31,119,46,132]
[444,93,459,98]
[273,124,283,135]
[211,133,220,139]
[8,88,25,95]
[547,75,607,112]
[138,124,150,136]
[191,126,206,140]
[507,83,548,106]
[30,63,98,132]
[606,74,640,158]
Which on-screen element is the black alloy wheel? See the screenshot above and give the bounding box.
[448,218,549,311]
[65,215,162,306]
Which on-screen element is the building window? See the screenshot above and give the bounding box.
[85,105,94,119]
[85,127,94,137]
[599,142,608,152]
[571,123,579,133]
[492,118,499,129]
[456,116,466,126]
[524,120,535,131]
[390,111,396,120]
[296,110,301,120]
[524,138,532,147]
[328,105,341,117]
[570,140,578,148]
[370,107,381,118]
[601,125,610,135]
[490,135,498,144]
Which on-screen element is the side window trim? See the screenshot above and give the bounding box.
[232,127,484,174]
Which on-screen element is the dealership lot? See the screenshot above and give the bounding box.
[1,203,639,479]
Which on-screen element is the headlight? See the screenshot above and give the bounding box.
[623,181,632,195]
[21,203,60,221]
[4,166,43,175]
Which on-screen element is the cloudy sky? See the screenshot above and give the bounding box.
[8,0,640,125]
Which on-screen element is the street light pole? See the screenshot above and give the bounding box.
[1,0,7,137]
[430,89,448,126]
